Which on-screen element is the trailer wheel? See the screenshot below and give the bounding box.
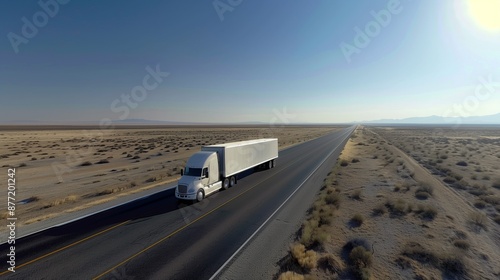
[230,176,236,187]
[272,159,276,168]
[223,178,230,190]
[196,190,204,202]
[268,161,273,169]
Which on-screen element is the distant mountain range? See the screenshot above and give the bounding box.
[361,113,500,125]
[0,119,267,126]
[2,114,500,125]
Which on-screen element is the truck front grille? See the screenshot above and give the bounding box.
[178,185,188,194]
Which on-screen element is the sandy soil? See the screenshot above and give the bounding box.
[0,125,340,232]
[277,126,499,280]
[372,126,500,221]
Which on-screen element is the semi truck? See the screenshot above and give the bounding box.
[175,138,278,202]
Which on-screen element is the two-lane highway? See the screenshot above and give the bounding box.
[0,126,355,279]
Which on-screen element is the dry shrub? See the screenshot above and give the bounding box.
[402,242,439,266]
[349,246,372,280]
[352,267,371,280]
[453,240,470,251]
[349,246,372,268]
[493,215,500,225]
[372,203,386,216]
[312,199,326,212]
[145,177,157,183]
[325,185,336,194]
[301,216,329,247]
[451,180,468,190]
[443,177,456,184]
[301,222,329,247]
[23,196,40,204]
[416,183,433,195]
[340,159,349,167]
[415,191,430,200]
[395,256,412,269]
[385,199,406,216]
[402,242,467,277]
[318,254,344,274]
[89,189,112,197]
[324,192,340,208]
[278,271,304,280]
[311,204,333,226]
[351,189,362,200]
[440,253,467,277]
[474,200,486,209]
[452,173,464,181]
[492,179,500,189]
[351,213,364,226]
[42,195,78,209]
[469,212,488,230]
[319,205,334,225]
[401,181,413,191]
[480,195,500,205]
[290,243,318,270]
[416,204,438,220]
[468,185,489,196]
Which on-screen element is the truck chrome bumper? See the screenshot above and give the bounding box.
[175,192,196,200]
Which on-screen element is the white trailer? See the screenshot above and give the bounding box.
[175,139,278,202]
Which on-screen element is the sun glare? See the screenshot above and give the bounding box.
[467,0,500,32]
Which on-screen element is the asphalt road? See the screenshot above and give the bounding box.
[0,126,355,280]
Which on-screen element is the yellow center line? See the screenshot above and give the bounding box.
[93,133,345,280]
[0,220,130,276]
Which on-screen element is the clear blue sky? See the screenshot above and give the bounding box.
[1,0,499,124]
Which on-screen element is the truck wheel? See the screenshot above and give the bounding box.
[272,159,276,168]
[196,190,204,202]
[230,176,236,187]
[268,161,273,169]
[223,178,230,190]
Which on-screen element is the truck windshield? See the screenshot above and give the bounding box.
[184,167,202,177]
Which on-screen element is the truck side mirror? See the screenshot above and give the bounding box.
[180,169,184,176]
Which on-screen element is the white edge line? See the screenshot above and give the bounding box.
[208,126,355,280]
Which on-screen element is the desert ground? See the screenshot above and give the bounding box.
[0,125,341,232]
[276,125,500,280]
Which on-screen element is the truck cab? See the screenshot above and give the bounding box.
[175,151,222,201]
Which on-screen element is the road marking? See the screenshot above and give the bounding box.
[208,126,354,280]
[93,127,354,280]
[0,220,130,276]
